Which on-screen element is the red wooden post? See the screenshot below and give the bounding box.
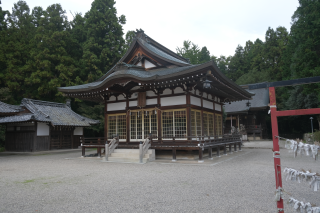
[269,87,284,212]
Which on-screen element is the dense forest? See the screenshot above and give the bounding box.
[1,0,320,148]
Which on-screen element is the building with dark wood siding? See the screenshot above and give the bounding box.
[0,99,99,152]
[58,30,253,159]
[224,84,270,140]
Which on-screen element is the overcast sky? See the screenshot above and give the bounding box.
[2,0,299,57]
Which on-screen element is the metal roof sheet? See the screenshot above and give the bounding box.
[224,88,269,114]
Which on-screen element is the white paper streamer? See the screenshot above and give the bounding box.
[288,197,320,213]
[283,167,320,192]
[285,139,319,160]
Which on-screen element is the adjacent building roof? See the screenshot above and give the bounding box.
[224,87,269,114]
[0,101,23,115]
[0,99,99,126]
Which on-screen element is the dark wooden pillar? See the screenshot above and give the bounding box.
[157,93,162,143]
[126,97,130,144]
[201,96,204,137]
[224,144,227,155]
[172,149,176,162]
[82,146,85,157]
[104,99,108,139]
[33,122,37,152]
[186,92,191,142]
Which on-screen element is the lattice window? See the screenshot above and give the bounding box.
[208,113,214,136]
[215,114,222,136]
[191,110,202,137]
[203,113,208,136]
[108,114,126,139]
[108,115,117,138]
[130,110,157,141]
[162,111,173,138]
[162,110,186,139]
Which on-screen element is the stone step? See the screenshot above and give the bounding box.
[110,153,151,158]
[113,149,153,154]
[107,156,149,163]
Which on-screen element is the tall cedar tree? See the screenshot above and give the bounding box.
[81,0,126,81]
[0,1,34,103]
[24,4,81,102]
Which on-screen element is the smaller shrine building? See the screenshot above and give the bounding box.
[0,99,99,152]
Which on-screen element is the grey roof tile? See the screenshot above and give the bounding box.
[0,101,22,113]
[138,38,189,65]
[0,99,99,126]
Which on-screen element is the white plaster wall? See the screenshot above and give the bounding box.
[129,100,137,107]
[146,90,156,97]
[129,93,138,99]
[117,94,126,100]
[174,87,184,94]
[136,62,142,66]
[162,88,172,95]
[203,92,207,98]
[161,95,186,106]
[208,94,212,100]
[109,96,116,101]
[107,102,126,111]
[215,103,221,111]
[145,60,156,68]
[191,96,201,107]
[74,127,83,135]
[146,98,157,105]
[37,122,49,136]
[203,100,213,110]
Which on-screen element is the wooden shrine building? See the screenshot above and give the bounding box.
[0,99,99,152]
[58,30,253,159]
[224,84,269,140]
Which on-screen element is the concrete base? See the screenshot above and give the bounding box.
[198,160,204,163]
[106,149,155,164]
[172,159,177,162]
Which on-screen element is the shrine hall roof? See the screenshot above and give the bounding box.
[0,99,99,126]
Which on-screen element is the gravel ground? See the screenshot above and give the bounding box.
[0,148,319,213]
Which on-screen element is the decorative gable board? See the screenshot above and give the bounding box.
[118,94,126,100]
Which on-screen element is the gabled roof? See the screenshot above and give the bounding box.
[224,87,269,114]
[0,101,22,115]
[58,30,253,102]
[0,99,99,126]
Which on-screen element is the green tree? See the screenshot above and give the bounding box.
[23,4,81,102]
[123,30,135,53]
[198,46,211,63]
[0,1,34,102]
[81,0,126,80]
[176,40,200,64]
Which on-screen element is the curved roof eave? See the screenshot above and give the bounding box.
[58,61,253,99]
